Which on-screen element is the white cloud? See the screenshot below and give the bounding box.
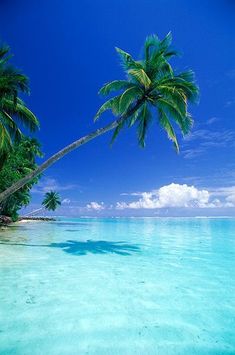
[184,129,235,143]
[182,148,204,159]
[225,99,235,107]
[86,201,105,211]
[214,187,235,207]
[205,117,219,125]
[62,198,71,204]
[116,183,233,210]
[182,129,235,159]
[210,186,235,196]
[32,177,78,194]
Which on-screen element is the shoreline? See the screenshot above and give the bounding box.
[0,215,56,228]
[18,216,56,222]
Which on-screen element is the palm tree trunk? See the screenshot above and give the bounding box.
[24,207,44,216]
[0,119,118,203]
[0,99,144,204]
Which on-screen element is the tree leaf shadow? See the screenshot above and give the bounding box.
[49,239,140,256]
[0,239,141,256]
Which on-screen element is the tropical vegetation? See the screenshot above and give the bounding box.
[42,191,61,211]
[0,137,42,221]
[0,33,199,214]
[26,191,61,217]
[0,45,39,156]
[95,33,198,149]
[0,45,40,222]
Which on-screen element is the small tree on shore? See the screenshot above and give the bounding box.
[26,191,61,216]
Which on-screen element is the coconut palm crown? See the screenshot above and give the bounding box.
[0,45,39,151]
[95,32,199,150]
[42,191,61,211]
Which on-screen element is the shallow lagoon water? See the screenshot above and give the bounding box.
[0,217,235,354]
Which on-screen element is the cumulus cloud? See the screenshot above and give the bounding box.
[116,183,231,210]
[86,201,105,211]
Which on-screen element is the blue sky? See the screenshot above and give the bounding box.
[1,0,235,216]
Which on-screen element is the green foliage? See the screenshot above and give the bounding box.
[0,137,43,220]
[42,191,61,211]
[128,69,151,89]
[137,103,152,147]
[118,86,143,114]
[98,80,133,96]
[0,45,39,152]
[95,33,199,150]
[115,47,143,71]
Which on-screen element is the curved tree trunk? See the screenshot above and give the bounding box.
[0,99,144,204]
[24,207,44,217]
[0,119,119,203]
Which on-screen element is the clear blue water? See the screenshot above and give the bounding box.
[0,218,235,354]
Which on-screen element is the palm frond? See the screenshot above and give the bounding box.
[164,49,180,59]
[137,103,152,147]
[158,107,179,152]
[177,70,195,82]
[144,34,160,70]
[157,61,174,79]
[144,33,178,81]
[184,112,194,132]
[94,95,121,120]
[128,68,151,88]
[0,110,22,142]
[98,80,133,96]
[157,98,192,134]
[0,66,30,94]
[2,98,39,131]
[42,191,61,211]
[118,86,143,115]
[0,120,12,150]
[155,85,187,116]
[158,71,199,103]
[0,44,39,153]
[0,45,10,60]
[159,32,172,52]
[0,45,12,65]
[110,119,126,145]
[128,106,142,127]
[147,54,172,81]
[115,47,143,70]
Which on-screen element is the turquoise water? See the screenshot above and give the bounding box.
[0,218,235,354]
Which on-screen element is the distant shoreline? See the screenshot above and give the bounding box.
[18,216,56,222]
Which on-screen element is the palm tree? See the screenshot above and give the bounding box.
[0,45,39,152]
[42,191,61,211]
[0,33,199,203]
[25,191,61,216]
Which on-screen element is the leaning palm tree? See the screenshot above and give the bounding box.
[0,45,39,152]
[0,33,199,203]
[25,191,61,216]
[42,191,61,211]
